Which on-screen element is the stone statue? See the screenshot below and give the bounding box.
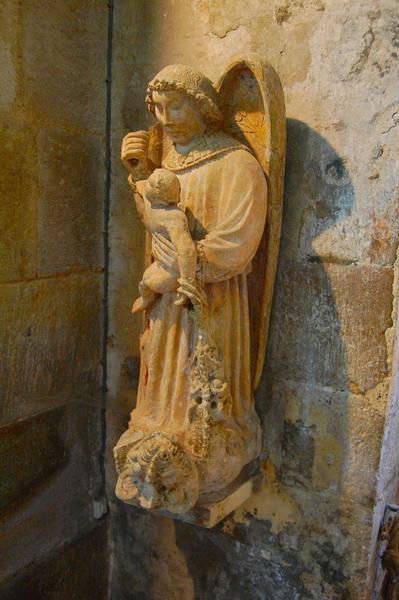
[380,508,399,600]
[114,56,286,525]
[131,168,197,313]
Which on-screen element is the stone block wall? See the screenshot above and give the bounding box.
[1,1,397,598]
[0,1,108,596]
[107,1,399,599]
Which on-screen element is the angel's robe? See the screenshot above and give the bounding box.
[127,131,268,491]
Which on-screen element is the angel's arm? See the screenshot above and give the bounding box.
[196,151,267,284]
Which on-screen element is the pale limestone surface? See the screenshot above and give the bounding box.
[131,169,197,313]
[113,61,285,518]
[108,1,399,599]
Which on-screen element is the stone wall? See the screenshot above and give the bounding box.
[107,1,399,599]
[1,2,396,597]
[0,1,108,596]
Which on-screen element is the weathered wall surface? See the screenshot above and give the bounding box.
[0,1,108,596]
[108,1,399,599]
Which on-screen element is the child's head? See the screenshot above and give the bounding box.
[145,168,180,205]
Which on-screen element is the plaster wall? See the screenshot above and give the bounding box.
[0,1,108,596]
[107,1,399,599]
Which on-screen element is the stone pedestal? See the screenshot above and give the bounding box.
[181,471,263,528]
[121,459,263,528]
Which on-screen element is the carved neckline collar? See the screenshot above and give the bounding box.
[162,130,251,172]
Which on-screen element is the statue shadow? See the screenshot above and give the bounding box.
[259,117,354,474]
[171,119,355,599]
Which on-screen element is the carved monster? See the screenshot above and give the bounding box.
[114,56,286,522]
[116,432,199,515]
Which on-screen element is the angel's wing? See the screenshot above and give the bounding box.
[216,55,286,391]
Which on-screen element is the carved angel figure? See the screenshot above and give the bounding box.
[114,58,285,518]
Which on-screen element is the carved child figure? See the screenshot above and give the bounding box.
[132,168,197,313]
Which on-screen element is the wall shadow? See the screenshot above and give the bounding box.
[172,119,355,600]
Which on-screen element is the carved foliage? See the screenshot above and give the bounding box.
[187,308,233,461]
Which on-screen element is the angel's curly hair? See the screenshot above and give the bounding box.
[145,64,223,129]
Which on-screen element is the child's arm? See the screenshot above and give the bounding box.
[128,177,146,222]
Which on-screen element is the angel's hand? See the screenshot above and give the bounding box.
[121,131,151,180]
[152,233,180,277]
[177,279,207,308]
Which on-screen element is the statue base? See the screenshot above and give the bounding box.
[148,459,263,528]
[180,473,263,528]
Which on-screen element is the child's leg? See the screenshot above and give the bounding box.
[175,244,197,306]
[177,244,197,283]
[132,262,178,313]
[131,281,157,313]
[142,261,178,294]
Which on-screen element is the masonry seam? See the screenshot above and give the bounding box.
[99,0,114,516]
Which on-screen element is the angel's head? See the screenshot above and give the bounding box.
[146,65,223,145]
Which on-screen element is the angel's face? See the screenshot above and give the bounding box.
[152,90,206,146]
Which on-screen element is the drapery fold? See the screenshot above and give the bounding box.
[128,145,267,491]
